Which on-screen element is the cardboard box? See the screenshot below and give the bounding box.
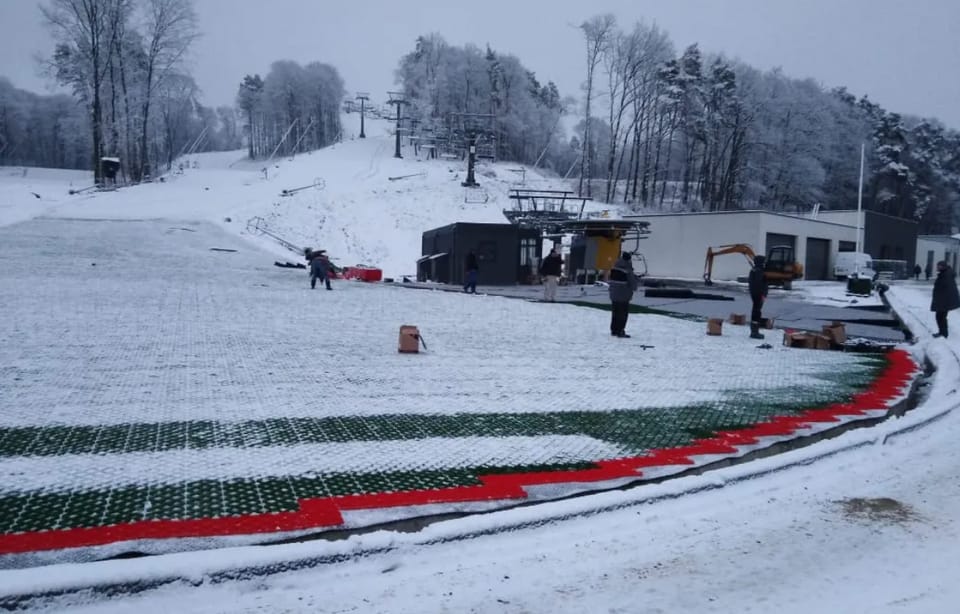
[814,334,832,350]
[784,332,813,348]
[399,325,420,353]
[729,313,746,325]
[707,318,723,336]
[822,322,847,345]
[763,317,775,330]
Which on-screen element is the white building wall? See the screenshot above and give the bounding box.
[626,211,858,281]
[916,236,960,274]
[816,210,862,227]
[757,215,858,278]
[628,212,764,281]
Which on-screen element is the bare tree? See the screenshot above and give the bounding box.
[136,0,198,180]
[578,14,616,198]
[42,0,124,183]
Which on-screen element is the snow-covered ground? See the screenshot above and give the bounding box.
[0,119,953,612]
[7,285,954,613]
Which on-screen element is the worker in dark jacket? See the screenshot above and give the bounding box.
[463,250,479,294]
[608,252,637,338]
[308,249,332,290]
[748,255,768,340]
[540,247,563,302]
[931,260,960,338]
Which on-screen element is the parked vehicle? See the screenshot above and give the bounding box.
[834,252,876,281]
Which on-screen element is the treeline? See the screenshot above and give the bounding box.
[0,75,240,175]
[35,0,239,183]
[0,78,89,169]
[396,34,572,169]
[574,14,960,233]
[236,61,345,160]
[394,20,960,233]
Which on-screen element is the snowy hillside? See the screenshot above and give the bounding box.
[1,113,609,276]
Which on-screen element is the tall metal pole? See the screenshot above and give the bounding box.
[360,99,366,138]
[855,142,865,277]
[356,93,369,139]
[386,92,406,159]
[462,132,478,187]
[394,102,402,158]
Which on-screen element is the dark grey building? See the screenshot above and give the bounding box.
[419,222,542,286]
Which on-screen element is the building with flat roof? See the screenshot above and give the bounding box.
[623,209,917,282]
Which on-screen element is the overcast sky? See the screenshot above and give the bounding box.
[2,0,958,128]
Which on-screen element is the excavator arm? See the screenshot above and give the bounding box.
[703,244,757,285]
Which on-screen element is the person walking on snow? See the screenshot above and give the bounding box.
[608,252,637,338]
[308,250,332,290]
[913,264,922,280]
[540,247,563,302]
[931,260,959,338]
[748,255,768,340]
[463,250,479,294]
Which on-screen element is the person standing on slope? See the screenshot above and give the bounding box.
[931,260,960,338]
[463,250,479,294]
[307,249,333,290]
[748,255,768,340]
[540,247,563,302]
[608,252,637,338]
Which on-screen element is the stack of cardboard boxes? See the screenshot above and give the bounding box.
[783,322,847,350]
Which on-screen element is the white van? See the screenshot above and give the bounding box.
[834,252,876,280]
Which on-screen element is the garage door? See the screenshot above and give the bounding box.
[805,238,831,280]
[765,233,796,252]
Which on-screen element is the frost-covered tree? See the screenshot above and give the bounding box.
[396,34,568,171]
[235,60,344,160]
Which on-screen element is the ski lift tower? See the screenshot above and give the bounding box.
[356,92,370,138]
[450,112,496,188]
[386,91,409,159]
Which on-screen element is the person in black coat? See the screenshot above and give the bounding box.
[463,250,479,294]
[608,252,637,338]
[913,264,922,280]
[539,247,563,302]
[931,260,960,338]
[748,255,768,340]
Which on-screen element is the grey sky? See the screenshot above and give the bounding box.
[2,0,959,128]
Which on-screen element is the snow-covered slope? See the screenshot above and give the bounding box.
[1,113,600,276]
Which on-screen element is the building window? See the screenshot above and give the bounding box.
[520,238,537,266]
[839,241,856,253]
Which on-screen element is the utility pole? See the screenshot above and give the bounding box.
[386,92,408,159]
[356,92,369,139]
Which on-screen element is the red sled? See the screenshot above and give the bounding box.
[342,265,383,282]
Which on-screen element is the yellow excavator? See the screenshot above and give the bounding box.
[703,244,804,289]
